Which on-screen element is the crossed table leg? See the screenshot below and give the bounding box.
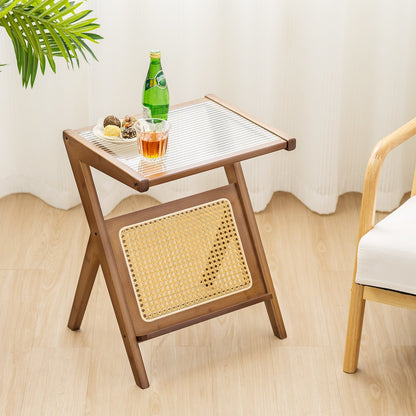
[66,159,286,389]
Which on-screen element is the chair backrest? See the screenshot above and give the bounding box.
[358,118,416,241]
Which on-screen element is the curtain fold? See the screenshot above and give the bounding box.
[1,0,415,215]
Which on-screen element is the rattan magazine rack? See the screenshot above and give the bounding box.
[63,94,296,388]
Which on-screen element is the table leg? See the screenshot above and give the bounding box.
[224,162,287,339]
[65,150,150,388]
[68,233,100,330]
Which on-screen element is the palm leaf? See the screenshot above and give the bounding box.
[52,3,81,23]
[37,23,55,72]
[13,11,46,71]
[60,8,90,25]
[0,0,102,87]
[4,13,25,49]
[37,0,68,19]
[29,0,61,15]
[0,0,20,18]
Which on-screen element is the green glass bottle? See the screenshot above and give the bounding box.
[142,50,169,120]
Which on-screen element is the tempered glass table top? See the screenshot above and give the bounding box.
[79,97,291,183]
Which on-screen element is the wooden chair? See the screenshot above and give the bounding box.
[344,117,416,373]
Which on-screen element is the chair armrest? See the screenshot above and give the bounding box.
[358,117,416,239]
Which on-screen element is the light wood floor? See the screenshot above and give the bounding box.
[1,191,416,415]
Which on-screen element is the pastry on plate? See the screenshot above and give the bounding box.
[122,115,138,128]
[103,115,121,128]
[103,125,121,138]
[121,126,137,139]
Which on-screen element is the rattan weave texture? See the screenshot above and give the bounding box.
[119,198,252,321]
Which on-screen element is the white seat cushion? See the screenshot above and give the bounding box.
[356,196,416,295]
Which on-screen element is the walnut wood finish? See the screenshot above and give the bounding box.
[343,116,416,374]
[64,141,149,388]
[63,96,295,387]
[63,131,149,193]
[67,233,99,330]
[105,184,268,339]
[225,162,287,339]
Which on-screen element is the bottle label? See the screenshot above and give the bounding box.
[145,70,167,90]
[142,106,151,118]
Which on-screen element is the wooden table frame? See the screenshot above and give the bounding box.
[63,95,296,388]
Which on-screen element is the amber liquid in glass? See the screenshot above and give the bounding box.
[139,131,168,159]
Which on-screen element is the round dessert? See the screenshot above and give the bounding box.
[103,115,121,128]
[121,127,137,139]
[122,115,138,128]
[103,125,121,138]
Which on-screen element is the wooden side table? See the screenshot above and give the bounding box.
[63,94,296,388]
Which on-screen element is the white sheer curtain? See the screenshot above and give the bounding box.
[1,0,416,215]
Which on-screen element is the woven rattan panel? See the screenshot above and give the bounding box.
[119,198,252,322]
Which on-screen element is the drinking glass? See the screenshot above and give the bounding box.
[134,118,170,160]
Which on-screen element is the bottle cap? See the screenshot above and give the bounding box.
[150,50,161,59]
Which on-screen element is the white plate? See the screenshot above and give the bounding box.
[93,119,137,144]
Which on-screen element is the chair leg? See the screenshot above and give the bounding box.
[68,234,100,330]
[343,282,366,373]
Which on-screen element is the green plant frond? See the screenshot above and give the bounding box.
[57,0,75,14]
[21,43,30,85]
[5,28,23,72]
[12,11,46,71]
[0,0,20,18]
[77,37,97,61]
[86,32,103,41]
[41,21,70,59]
[37,23,55,72]
[61,8,90,24]
[13,2,101,49]
[15,12,47,69]
[20,0,57,9]
[39,33,70,58]
[68,31,99,63]
[25,45,38,87]
[0,0,14,8]
[38,0,69,19]
[51,2,80,21]
[0,0,101,87]
[67,36,86,62]
[29,44,39,87]
[4,14,26,50]
[57,29,78,66]
[19,0,43,8]
[29,0,63,15]
[76,30,100,45]
[38,33,64,58]
[63,17,98,31]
